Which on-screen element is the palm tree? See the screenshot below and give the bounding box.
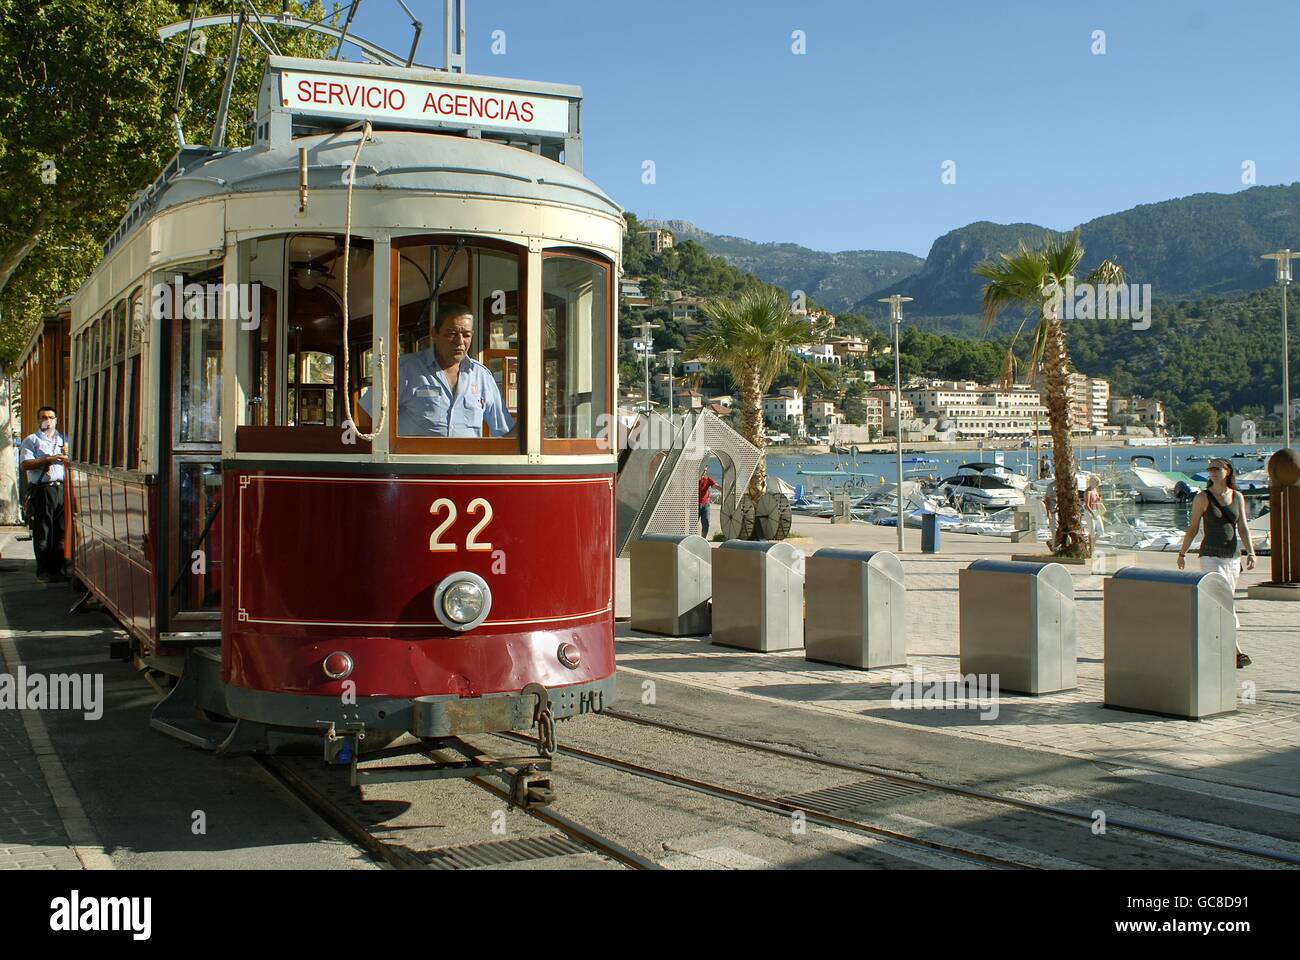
[688,287,833,499]
[974,230,1123,558]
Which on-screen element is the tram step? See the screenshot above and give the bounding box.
[149,714,230,751]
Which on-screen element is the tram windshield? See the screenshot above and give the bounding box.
[238,234,374,438]
[385,239,520,441]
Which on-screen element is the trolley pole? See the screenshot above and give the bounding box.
[880,294,912,552]
[1263,250,1298,448]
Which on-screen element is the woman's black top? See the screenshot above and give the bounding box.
[1199,489,1240,558]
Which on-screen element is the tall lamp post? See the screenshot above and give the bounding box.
[662,348,681,420]
[635,319,661,416]
[1262,249,1299,448]
[880,294,913,551]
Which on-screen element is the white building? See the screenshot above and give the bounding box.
[763,388,804,427]
[904,380,1048,441]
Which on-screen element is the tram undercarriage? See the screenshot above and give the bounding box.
[139,642,612,803]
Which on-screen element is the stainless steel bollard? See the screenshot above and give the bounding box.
[959,559,1077,694]
[1010,508,1034,544]
[630,534,713,636]
[712,540,804,651]
[805,548,906,669]
[1104,568,1236,719]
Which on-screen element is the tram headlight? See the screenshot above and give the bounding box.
[433,572,491,632]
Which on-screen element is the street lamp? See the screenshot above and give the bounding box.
[635,319,661,416]
[662,348,681,420]
[879,294,912,552]
[1262,249,1299,448]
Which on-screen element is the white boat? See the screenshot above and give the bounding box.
[937,463,1027,509]
[1123,455,1179,503]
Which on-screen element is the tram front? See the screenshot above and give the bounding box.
[183,57,621,762]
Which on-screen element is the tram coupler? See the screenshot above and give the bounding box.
[505,761,555,808]
[320,721,366,766]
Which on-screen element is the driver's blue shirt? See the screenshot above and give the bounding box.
[361,350,512,438]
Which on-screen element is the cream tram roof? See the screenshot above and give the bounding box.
[98,56,622,259]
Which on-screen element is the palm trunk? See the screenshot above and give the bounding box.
[1041,314,1087,557]
[738,363,767,501]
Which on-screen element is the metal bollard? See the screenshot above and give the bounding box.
[1248,448,1300,600]
[959,559,1076,694]
[805,548,906,669]
[712,540,804,651]
[921,512,941,553]
[630,534,713,636]
[1010,508,1034,544]
[1105,568,1236,719]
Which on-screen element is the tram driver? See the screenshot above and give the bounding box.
[361,304,514,439]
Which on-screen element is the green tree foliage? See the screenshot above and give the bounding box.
[1068,287,1289,427]
[687,287,833,498]
[1182,401,1219,437]
[0,1,336,364]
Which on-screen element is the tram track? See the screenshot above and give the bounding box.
[258,749,659,871]
[496,732,1038,869]
[595,707,1300,869]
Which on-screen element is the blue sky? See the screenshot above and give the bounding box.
[338,0,1300,256]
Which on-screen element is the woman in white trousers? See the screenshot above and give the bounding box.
[1177,458,1257,668]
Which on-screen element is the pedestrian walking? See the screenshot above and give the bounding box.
[20,405,69,582]
[698,470,720,538]
[1176,457,1256,668]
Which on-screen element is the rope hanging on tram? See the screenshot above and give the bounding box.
[339,120,387,442]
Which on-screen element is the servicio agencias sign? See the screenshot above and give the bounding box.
[281,70,571,136]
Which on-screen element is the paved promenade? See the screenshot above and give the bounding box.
[618,516,1300,796]
[0,529,96,870]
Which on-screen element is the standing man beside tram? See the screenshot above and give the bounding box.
[20,405,69,582]
[363,304,513,438]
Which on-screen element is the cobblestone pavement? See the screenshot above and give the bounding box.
[618,516,1300,795]
[0,614,87,870]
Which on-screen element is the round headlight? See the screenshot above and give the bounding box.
[432,572,492,632]
[443,581,484,624]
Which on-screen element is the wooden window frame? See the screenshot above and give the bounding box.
[387,235,525,456]
[539,248,615,456]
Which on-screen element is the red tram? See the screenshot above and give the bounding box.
[58,41,622,795]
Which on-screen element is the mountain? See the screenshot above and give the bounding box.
[861,183,1300,320]
[642,219,923,312]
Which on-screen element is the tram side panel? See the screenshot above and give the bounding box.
[71,468,159,651]
[220,468,616,732]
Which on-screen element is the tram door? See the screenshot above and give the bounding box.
[163,261,224,628]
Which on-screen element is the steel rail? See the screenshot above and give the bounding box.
[257,755,427,869]
[498,733,1031,869]
[601,708,1300,868]
[418,746,660,870]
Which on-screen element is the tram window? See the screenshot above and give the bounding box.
[176,461,222,612]
[125,289,143,470]
[174,262,223,445]
[97,310,111,465]
[129,289,145,351]
[541,254,611,445]
[386,240,519,442]
[112,299,127,467]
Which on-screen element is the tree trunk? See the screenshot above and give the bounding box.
[738,363,767,501]
[0,211,50,299]
[1041,314,1088,557]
